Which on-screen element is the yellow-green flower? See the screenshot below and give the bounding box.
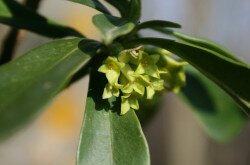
[160,55,187,93]
[146,77,164,99]
[98,56,125,84]
[102,83,123,99]
[98,47,187,115]
[121,94,139,115]
[122,81,145,96]
[121,74,150,96]
[135,53,161,78]
[120,64,136,82]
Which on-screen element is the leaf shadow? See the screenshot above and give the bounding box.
[181,70,216,114]
[87,68,121,115]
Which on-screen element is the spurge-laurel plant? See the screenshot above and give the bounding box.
[0,0,249,165]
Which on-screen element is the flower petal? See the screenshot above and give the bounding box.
[146,86,155,99]
[150,54,160,64]
[121,96,131,115]
[135,63,145,75]
[152,79,164,91]
[102,84,113,99]
[106,70,120,84]
[121,64,135,82]
[137,75,150,86]
[121,83,134,94]
[98,65,109,73]
[129,97,139,110]
[145,65,160,78]
[118,52,130,63]
[133,82,145,96]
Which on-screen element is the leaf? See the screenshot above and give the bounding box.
[0,0,82,38]
[93,14,135,45]
[77,70,150,165]
[68,0,111,14]
[153,28,242,63]
[0,38,101,139]
[137,20,181,31]
[104,0,129,18]
[128,0,141,23]
[180,67,247,142]
[125,37,250,114]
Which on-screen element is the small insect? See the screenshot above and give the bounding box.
[125,46,144,59]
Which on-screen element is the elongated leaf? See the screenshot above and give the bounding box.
[68,0,110,14]
[93,14,135,45]
[153,28,242,63]
[0,38,101,139]
[77,70,150,165]
[180,67,247,142]
[104,0,129,18]
[125,38,250,114]
[0,0,82,38]
[129,0,141,23]
[137,20,181,31]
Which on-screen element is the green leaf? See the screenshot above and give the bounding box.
[0,38,101,139]
[104,0,129,18]
[77,70,150,165]
[137,20,181,31]
[68,0,111,14]
[128,0,141,23]
[0,0,82,38]
[93,14,135,45]
[180,67,247,142]
[125,37,250,114]
[153,28,242,63]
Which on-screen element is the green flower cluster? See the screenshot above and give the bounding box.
[98,46,186,115]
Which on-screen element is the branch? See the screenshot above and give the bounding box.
[24,0,42,10]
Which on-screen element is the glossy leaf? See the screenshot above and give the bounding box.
[77,70,150,165]
[93,14,135,45]
[104,0,129,18]
[128,0,141,23]
[0,0,82,38]
[180,67,247,142]
[125,37,250,114]
[154,28,242,63]
[137,20,181,31]
[68,0,111,14]
[0,38,101,139]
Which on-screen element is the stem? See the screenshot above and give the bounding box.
[24,0,42,10]
[0,0,42,65]
[0,29,19,64]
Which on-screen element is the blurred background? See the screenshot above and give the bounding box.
[0,0,250,164]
